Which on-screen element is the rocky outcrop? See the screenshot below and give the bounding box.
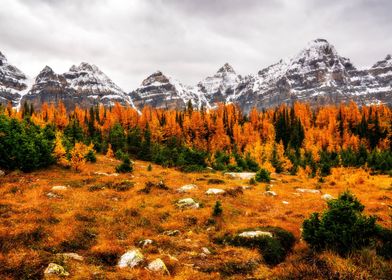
[22,63,134,111]
[129,71,209,110]
[0,51,29,107]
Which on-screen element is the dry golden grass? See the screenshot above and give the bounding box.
[0,155,391,279]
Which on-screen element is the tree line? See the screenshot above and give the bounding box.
[0,101,391,174]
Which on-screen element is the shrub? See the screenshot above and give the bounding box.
[147,164,152,171]
[376,227,392,259]
[255,168,271,183]
[212,201,223,217]
[115,156,133,173]
[249,177,257,185]
[215,226,295,265]
[208,178,225,184]
[302,191,378,256]
[84,149,97,163]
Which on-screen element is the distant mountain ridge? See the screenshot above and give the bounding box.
[0,39,391,112]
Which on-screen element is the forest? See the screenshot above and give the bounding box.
[0,101,391,175]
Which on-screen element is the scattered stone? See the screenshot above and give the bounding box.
[51,185,68,191]
[176,198,200,209]
[321,194,334,201]
[118,249,144,268]
[94,171,119,177]
[147,258,169,274]
[241,185,253,190]
[44,263,69,276]
[224,172,256,180]
[46,192,62,199]
[0,170,5,177]
[163,230,180,236]
[238,231,273,238]
[201,247,211,255]
[139,239,153,248]
[282,200,289,205]
[205,188,225,195]
[59,252,84,261]
[296,188,321,194]
[264,191,277,197]
[177,184,198,193]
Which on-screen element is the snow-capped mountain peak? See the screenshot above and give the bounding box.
[0,51,29,107]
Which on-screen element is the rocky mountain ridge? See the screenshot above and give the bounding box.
[1,39,391,113]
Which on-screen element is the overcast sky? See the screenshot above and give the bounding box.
[1,0,391,90]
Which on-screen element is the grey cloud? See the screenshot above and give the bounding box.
[0,0,391,90]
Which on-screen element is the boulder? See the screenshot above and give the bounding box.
[118,249,144,268]
[94,171,119,177]
[321,193,334,201]
[147,258,169,274]
[264,191,277,197]
[205,188,225,195]
[51,185,68,191]
[296,188,321,194]
[176,198,200,209]
[46,192,62,199]
[241,185,253,190]
[282,200,289,205]
[163,230,181,236]
[0,170,5,177]
[44,263,69,276]
[201,247,211,255]
[238,231,273,238]
[224,172,256,180]
[139,239,153,248]
[177,184,198,193]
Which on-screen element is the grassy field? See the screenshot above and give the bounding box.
[0,155,391,279]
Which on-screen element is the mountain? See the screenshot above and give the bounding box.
[22,62,134,110]
[229,39,390,113]
[129,71,209,110]
[0,51,30,107]
[2,39,392,113]
[196,63,241,104]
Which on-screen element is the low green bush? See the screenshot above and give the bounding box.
[255,168,271,183]
[302,191,378,256]
[215,226,295,265]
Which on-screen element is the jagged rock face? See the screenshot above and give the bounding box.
[130,71,209,110]
[0,51,29,107]
[197,63,240,104]
[22,63,133,111]
[231,39,391,113]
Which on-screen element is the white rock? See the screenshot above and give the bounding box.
[241,185,253,190]
[321,194,334,200]
[44,263,69,276]
[224,172,256,180]
[202,247,211,255]
[239,231,273,238]
[264,191,277,197]
[296,188,321,194]
[94,171,119,177]
[163,230,180,236]
[118,249,144,268]
[147,258,169,274]
[139,239,153,248]
[46,192,62,199]
[282,200,289,205]
[205,188,225,195]
[177,184,197,193]
[51,185,68,191]
[176,198,200,209]
[60,252,84,261]
[0,170,5,177]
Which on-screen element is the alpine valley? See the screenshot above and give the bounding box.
[1,39,391,113]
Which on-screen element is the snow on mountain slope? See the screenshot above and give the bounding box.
[22,62,135,111]
[130,71,210,110]
[0,51,29,107]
